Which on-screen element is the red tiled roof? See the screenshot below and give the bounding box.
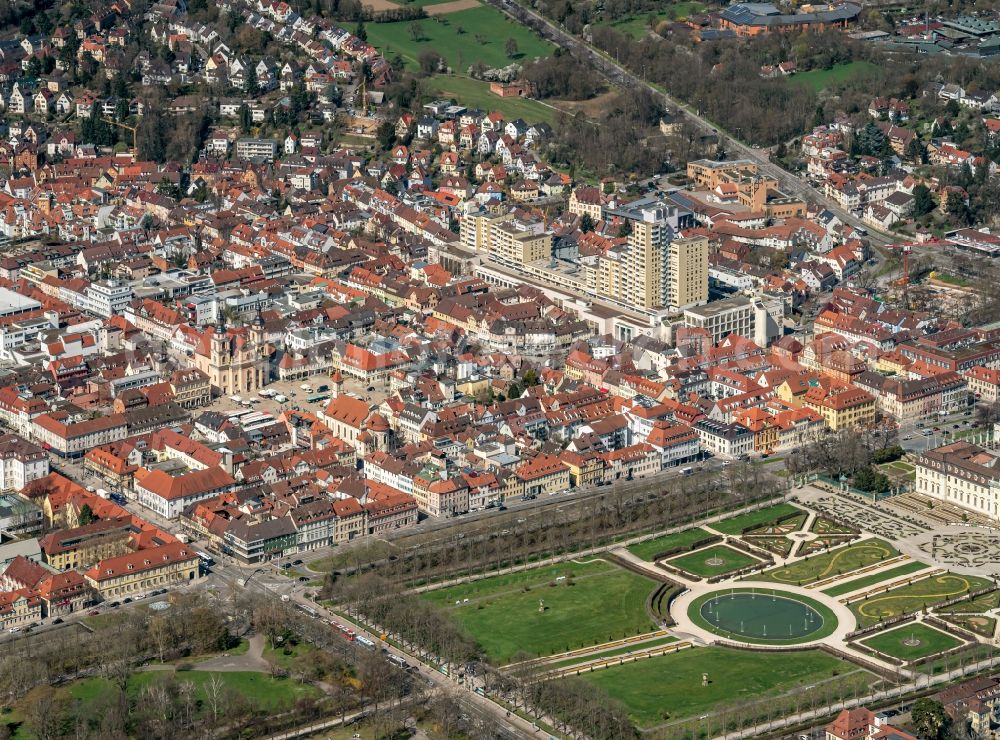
[85,542,198,582]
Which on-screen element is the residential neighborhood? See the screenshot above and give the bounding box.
[1,0,1000,735]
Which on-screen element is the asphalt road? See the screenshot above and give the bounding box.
[200,557,537,739]
[896,405,986,454]
[289,455,738,573]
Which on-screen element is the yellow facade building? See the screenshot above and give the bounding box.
[84,542,200,600]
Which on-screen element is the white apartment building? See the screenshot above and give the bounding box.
[30,413,129,458]
[684,296,755,345]
[84,280,133,318]
[693,419,754,459]
[235,138,279,161]
[0,434,49,491]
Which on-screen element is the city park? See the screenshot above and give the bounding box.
[420,492,1000,735]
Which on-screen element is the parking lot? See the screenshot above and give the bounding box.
[199,373,391,420]
[897,407,984,454]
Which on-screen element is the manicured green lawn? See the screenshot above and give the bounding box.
[599,4,706,38]
[821,561,928,597]
[667,544,758,578]
[942,613,996,638]
[744,513,807,535]
[428,74,556,123]
[745,535,794,557]
[810,517,855,535]
[264,639,315,671]
[756,539,899,586]
[423,560,656,663]
[851,573,994,627]
[367,7,554,71]
[62,671,319,711]
[939,589,1000,614]
[548,636,678,670]
[627,528,713,561]
[861,623,963,662]
[789,61,880,92]
[307,540,396,572]
[954,426,989,441]
[711,503,803,536]
[581,647,869,726]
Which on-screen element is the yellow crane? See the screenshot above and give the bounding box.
[102,117,138,156]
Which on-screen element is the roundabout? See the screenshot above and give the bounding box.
[680,585,848,646]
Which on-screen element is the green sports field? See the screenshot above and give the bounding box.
[756,539,899,586]
[580,646,871,726]
[851,573,994,627]
[367,7,554,72]
[422,559,656,663]
[627,527,713,561]
[861,623,963,662]
[598,4,706,39]
[821,561,929,597]
[788,61,880,93]
[667,544,759,578]
[711,503,802,535]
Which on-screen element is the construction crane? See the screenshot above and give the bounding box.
[356,75,369,118]
[890,245,913,307]
[102,118,138,156]
[902,245,912,306]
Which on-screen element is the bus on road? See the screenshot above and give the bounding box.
[387,655,412,670]
[195,551,214,567]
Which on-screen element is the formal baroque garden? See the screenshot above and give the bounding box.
[418,496,1000,732]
